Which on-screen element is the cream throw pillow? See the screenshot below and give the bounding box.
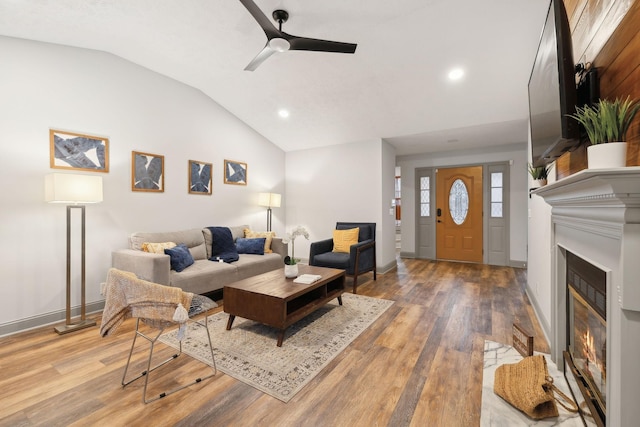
[244,229,275,253]
[332,228,359,253]
[141,241,177,254]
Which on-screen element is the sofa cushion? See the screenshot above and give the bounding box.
[170,259,238,295]
[164,244,195,272]
[208,227,239,263]
[234,253,284,281]
[313,251,350,269]
[244,229,275,253]
[236,237,266,255]
[228,225,249,242]
[130,229,207,260]
[333,228,359,253]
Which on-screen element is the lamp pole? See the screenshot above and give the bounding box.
[55,204,96,334]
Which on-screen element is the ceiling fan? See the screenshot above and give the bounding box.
[239,0,357,71]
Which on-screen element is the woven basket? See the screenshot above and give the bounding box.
[493,355,559,419]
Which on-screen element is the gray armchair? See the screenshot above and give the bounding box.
[309,222,377,294]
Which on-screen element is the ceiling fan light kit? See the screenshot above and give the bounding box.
[239,0,357,71]
[268,38,290,52]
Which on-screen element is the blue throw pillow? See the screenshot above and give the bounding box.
[164,243,195,272]
[236,237,266,255]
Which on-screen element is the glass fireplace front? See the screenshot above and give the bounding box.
[566,251,606,424]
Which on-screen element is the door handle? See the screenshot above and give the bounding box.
[437,220,442,223]
[437,208,442,217]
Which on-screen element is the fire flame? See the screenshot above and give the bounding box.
[582,327,606,385]
[584,329,595,363]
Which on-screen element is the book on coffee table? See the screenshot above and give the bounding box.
[293,274,322,284]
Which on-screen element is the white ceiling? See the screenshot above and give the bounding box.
[0,0,550,155]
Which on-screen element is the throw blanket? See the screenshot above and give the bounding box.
[100,268,193,337]
[207,226,239,263]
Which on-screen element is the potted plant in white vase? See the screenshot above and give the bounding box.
[568,96,640,169]
[528,163,550,188]
[282,225,309,278]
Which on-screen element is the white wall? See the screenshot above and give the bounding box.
[285,139,397,273]
[526,160,556,338]
[396,142,528,264]
[0,36,285,332]
[527,192,553,335]
[380,140,398,271]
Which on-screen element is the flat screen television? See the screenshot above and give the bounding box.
[528,0,580,167]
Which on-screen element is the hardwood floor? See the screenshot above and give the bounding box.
[0,258,548,427]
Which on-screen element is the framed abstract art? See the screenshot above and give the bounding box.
[189,160,212,195]
[132,151,164,192]
[49,129,109,172]
[223,159,247,185]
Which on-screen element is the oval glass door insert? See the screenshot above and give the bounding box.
[449,179,469,225]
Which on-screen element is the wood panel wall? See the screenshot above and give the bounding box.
[556,0,640,179]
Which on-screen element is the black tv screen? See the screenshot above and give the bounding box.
[528,0,579,167]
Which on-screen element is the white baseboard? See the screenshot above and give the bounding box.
[0,300,105,338]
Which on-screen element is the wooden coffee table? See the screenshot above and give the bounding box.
[223,265,346,346]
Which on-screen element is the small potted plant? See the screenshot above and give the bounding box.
[568,96,640,168]
[528,163,549,187]
[282,225,309,278]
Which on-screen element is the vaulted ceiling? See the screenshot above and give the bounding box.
[0,0,550,155]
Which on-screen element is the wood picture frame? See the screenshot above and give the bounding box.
[132,151,164,192]
[189,160,212,195]
[223,159,247,185]
[49,129,109,172]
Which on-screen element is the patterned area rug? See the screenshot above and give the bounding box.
[158,293,394,402]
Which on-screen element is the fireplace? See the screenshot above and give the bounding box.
[534,167,640,427]
[565,251,606,426]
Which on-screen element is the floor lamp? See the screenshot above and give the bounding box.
[46,173,103,334]
[258,192,281,232]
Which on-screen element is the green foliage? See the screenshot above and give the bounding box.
[568,96,640,144]
[528,163,549,180]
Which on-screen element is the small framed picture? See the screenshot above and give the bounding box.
[50,129,109,172]
[224,159,247,185]
[189,160,212,195]
[132,151,164,192]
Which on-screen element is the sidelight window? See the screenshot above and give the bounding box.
[420,177,430,217]
[490,172,503,218]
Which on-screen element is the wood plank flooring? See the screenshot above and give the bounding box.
[0,259,548,427]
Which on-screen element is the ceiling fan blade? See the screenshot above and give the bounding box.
[238,0,281,39]
[244,44,277,71]
[288,36,357,54]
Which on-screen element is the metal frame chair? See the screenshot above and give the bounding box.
[121,295,217,403]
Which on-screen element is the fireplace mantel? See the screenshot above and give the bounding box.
[534,167,640,311]
[533,166,640,426]
[534,167,640,210]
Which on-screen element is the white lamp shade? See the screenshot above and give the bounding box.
[258,192,281,208]
[45,173,103,204]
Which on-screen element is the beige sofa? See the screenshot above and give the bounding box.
[111,225,287,295]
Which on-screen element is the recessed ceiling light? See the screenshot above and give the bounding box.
[448,68,464,81]
[278,109,290,118]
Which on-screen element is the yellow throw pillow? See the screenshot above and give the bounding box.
[333,228,359,253]
[141,241,177,254]
[244,229,275,253]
